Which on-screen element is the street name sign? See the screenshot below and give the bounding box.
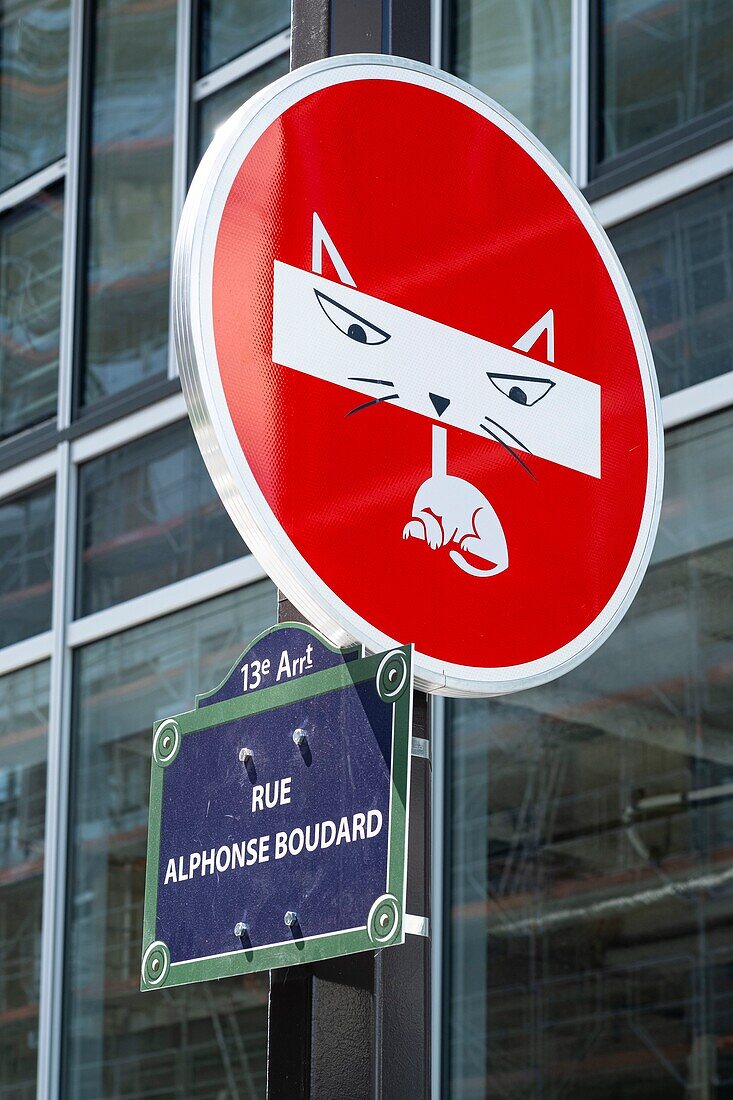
[141,623,412,990]
[174,54,663,695]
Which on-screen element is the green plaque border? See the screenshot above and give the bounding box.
[141,627,413,991]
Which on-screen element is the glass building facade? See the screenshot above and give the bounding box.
[0,0,730,1096]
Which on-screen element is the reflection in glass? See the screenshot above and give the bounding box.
[611,175,733,396]
[197,54,289,159]
[602,0,733,164]
[449,0,571,168]
[0,481,54,647]
[447,409,733,1098]
[63,584,275,1098]
[0,0,69,191]
[81,0,176,406]
[77,420,246,616]
[0,661,49,1098]
[198,0,289,77]
[0,188,62,439]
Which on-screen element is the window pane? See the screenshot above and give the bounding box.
[81,0,176,407]
[610,175,733,396]
[0,661,49,1098]
[0,0,69,191]
[77,421,247,616]
[449,0,571,168]
[197,54,289,159]
[198,0,289,77]
[63,583,275,1099]
[0,482,54,647]
[0,187,62,439]
[602,0,733,164]
[447,407,733,1097]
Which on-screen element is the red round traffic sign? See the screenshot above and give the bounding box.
[175,56,663,696]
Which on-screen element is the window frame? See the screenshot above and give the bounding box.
[73,414,257,619]
[190,27,290,180]
[0,169,66,455]
[441,0,575,175]
[432,4,733,1095]
[586,0,733,200]
[0,656,53,1098]
[437,401,733,1097]
[71,0,184,420]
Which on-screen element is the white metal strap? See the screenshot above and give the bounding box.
[404,913,430,939]
[411,736,430,761]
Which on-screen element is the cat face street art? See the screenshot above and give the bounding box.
[174,56,663,695]
[273,214,601,579]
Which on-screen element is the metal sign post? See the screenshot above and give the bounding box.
[267,597,431,1098]
[269,6,432,1092]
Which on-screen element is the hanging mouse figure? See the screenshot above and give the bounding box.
[402,423,508,577]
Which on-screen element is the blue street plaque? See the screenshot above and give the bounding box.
[141,623,413,990]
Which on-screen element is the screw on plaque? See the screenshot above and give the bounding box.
[142,940,170,987]
[292,728,313,766]
[234,920,252,948]
[238,745,257,782]
[153,719,181,767]
[284,910,298,927]
[367,894,400,946]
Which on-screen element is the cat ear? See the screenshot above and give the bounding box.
[312,212,356,287]
[513,309,554,363]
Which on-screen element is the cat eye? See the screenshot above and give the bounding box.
[315,289,390,345]
[487,372,555,407]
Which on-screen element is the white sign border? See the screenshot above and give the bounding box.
[174,54,664,698]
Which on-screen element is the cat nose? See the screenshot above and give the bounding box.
[429,393,450,417]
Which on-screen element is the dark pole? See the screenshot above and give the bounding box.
[290,0,431,69]
[268,589,431,1099]
[267,12,433,1096]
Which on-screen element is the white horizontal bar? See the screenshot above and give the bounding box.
[662,370,733,429]
[688,782,733,804]
[193,29,290,102]
[632,792,683,813]
[0,159,66,215]
[67,555,265,648]
[0,631,53,677]
[0,447,57,501]
[594,137,733,228]
[71,392,187,464]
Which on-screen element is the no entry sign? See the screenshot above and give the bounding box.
[174,55,663,696]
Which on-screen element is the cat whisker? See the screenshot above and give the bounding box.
[348,376,396,387]
[484,416,533,456]
[346,394,400,417]
[480,424,536,479]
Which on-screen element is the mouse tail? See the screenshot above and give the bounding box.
[449,549,507,578]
